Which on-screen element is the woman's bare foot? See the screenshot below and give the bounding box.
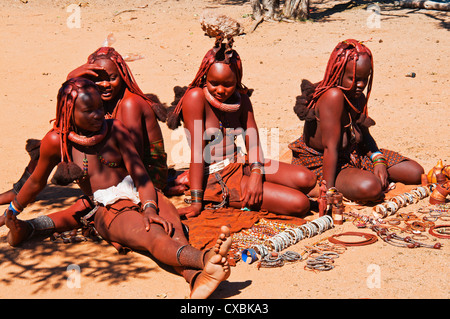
[214,225,232,257]
[0,189,16,227]
[190,225,232,299]
[5,210,32,246]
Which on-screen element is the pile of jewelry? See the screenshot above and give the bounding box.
[345,210,386,228]
[50,228,102,244]
[372,225,442,249]
[256,250,303,269]
[302,241,346,272]
[346,206,444,249]
[372,184,436,219]
[418,203,450,221]
[253,215,334,257]
[229,215,334,268]
[229,219,297,263]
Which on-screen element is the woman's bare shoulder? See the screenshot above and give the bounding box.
[316,88,345,112]
[183,87,205,102]
[40,130,62,156]
[181,87,205,115]
[120,90,148,112]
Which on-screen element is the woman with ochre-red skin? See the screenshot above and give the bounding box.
[289,39,424,202]
[0,47,169,231]
[167,41,317,219]
[4,78,232,299]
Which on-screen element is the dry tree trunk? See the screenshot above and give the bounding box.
[250,0,280,20]
[250,0,310,32]
[283,0,310,20]
[249,0,280,31]
[396,0,450,11]
[250,0,264,21]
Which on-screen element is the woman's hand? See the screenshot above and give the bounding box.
[143,207,173,235]
[241,172,263,210]
[178,202,203,219]
[374,164,389,190]
[67,63,105,80]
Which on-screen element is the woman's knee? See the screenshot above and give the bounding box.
[294,168,317,192]
[280,193,310,217]
[389,160,424,184]
[294,195,311,216]
[352,178,383,201]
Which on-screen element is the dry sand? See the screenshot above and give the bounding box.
[0,0,449,300]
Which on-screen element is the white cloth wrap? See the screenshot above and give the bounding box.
[93,175,140,206]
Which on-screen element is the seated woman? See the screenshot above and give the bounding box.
[166,24,316,218]
[289,39,424,202]
[4,78,232,299]
[68,46,169,190]
[0,47,169,230]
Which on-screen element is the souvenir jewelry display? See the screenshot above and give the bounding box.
[302,241,346,272]
[229,219,293,263]
[256,215,334,257]
[372,184,435,219]
[346,207,444,249]
[373,226,442,249]
[257,251,303,269]
[229,216,334,267]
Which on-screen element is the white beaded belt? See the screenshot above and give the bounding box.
[204,157,233,175]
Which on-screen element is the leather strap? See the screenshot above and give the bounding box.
[328,232,378,246]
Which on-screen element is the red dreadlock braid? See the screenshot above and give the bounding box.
[51,77,99,186]
[309,39,374,116]
[166,41,249,130]
[88,47,167,122]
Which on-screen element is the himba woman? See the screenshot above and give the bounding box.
[0,46,169,234]
[4,77,232,299]
[288,39,424,202]
[167,13,316,218]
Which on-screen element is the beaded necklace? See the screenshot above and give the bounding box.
[97,154,121,168]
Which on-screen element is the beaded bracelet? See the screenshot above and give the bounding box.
[8,201,23,216]
[373,161,387,167]
[370,151,383,161]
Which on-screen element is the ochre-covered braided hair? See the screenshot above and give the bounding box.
[51,77,99,185]
[294,39,374,122]
[88,47,167,122]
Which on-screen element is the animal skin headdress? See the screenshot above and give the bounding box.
[294,39,374,124]
[88,46,168,122]
[166,11,247,130]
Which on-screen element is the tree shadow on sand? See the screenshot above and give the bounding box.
[0,181,160,296]
[0,236,159,295]
[1,182,249,298]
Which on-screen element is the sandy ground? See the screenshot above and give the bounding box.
[0,0,449,300]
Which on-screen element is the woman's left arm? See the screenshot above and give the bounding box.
[113,120,172,234]
[360,122,389,189]
[240,94,264,209]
